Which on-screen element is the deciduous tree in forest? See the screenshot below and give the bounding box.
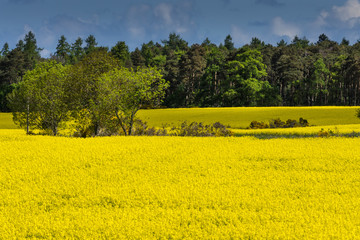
[98,67,168,136]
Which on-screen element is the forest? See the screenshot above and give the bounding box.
[1,31,360,112]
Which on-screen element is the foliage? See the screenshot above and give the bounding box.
[249,117,309,129]
[249,120,269,129]
[3,32,360,109]
[98,67,168,136]
[317,127,339,137]
[171,121,232,136]
[7,61,69,135]
[65,49,120,136]
[132,119,168,136]
[111,41,131,67]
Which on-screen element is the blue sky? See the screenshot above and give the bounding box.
[1,0,359,57]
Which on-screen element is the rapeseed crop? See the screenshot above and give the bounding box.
[138,106,360,128]
[232,123,360,136]
[0,113,17,129]
[3,106,360,131]
[1,130,360,238]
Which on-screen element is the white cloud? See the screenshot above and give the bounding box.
[231,25,250,45]
[272,17,301,39]
[175,27,188,34]
[314,10,329,27]
[333,0,360,27]
[126,2,195,39]
[154,3,173,25]
[128,27,145,38]
[333,0,360,22]
[39,25,56,47]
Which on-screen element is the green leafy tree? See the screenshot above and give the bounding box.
[311,58,330,105]
[65,49,119,136]
[330,54,347,105]
[224,48,269,106]
[98,67,168,135]
[7,61,69,135]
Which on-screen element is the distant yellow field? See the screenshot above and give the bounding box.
[231,123,360,136]
[0,113,17,129]
[1,129,360,238]
[2,106,360,130]
[138,106,360,128]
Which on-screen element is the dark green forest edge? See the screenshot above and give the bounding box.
[3,32,360,110]
[2,32,360,136]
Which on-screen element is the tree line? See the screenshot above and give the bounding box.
[2,31,360,113]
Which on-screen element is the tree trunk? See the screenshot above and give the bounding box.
[26,102,29,135]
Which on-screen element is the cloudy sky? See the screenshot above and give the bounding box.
[1,0,360,57]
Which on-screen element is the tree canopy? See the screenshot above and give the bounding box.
[3,31,360,117]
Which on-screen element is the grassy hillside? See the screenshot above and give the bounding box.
[138,106,360,128]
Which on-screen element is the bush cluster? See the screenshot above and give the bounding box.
[132,120,168,136]
[98,120,233,137]
[171,121,232,137]
[249,118,309,129]
[317,128,339,137]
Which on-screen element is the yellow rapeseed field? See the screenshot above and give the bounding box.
[231,123,360,136]
[1,129,360,238]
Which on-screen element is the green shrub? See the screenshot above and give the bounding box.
[317,127,338,138]
[249,117,309,129]
[171,121,232,137]
[132,119,168,136]
[249,121,269,129]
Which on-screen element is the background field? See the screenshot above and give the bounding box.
[0,113,17,129]
[2,107,360,130]
[139,106,360,128]
[1,130,360,238]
